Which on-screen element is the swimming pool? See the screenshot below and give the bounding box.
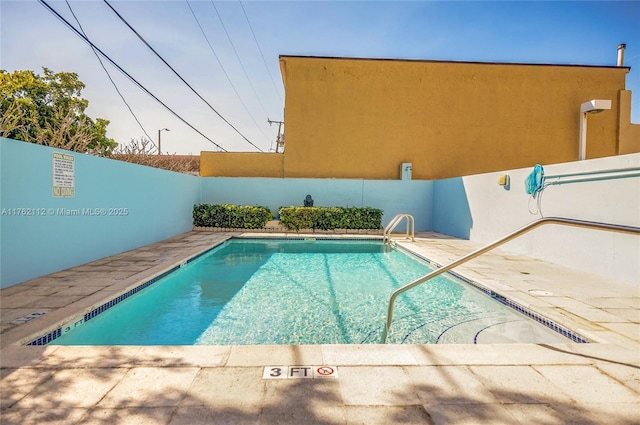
[47,239,577,345]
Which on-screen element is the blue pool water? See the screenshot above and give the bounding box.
[51,239,573,345]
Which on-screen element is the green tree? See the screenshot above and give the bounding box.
[0,67,117,156]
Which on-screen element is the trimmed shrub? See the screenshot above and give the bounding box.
[193,204,273,229]
[278,206,383,231]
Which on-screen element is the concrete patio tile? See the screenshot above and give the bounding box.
[226,344,323,366]
[573,327,636,346]
[260,405,346,425]
[481,343,592,365]
[8,286,71,297]
[594,363,640,393]
[344,405,433,424]
[80,407,175,425]
[604,322,640,342]
[570,307,634,323]
[322,344,417,365]
[587,297,640,309]
[425,402,518,425]
[565,343,640,365]
[0,323,17,334]
[28,295,86,309]
[136,346,230,367]
[0,284,32,296]
[578,402,640,424]
[0,368,55,408]
[544,297,598,311]
[503,403,604,425]
[261,379,345,424]
[404,366,496,405]
[98,367,199,408]
[170,405,261,425]
[534,365,640,404]
[0,407,89,425]
[412,343,592,367]
[38,346,143,368]
[50,286,106,297]
[0,345,58,368]
[602,308,640,322]
[469,365,573,404]
[408,343,505,366]
[181,367,265,407]
[12,367,129,408]
[338,366,419,406]
[0,295,47,309]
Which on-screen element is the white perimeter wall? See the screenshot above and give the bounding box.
[200,177,433,231]
[0,138,200,288]
[2,136,637,288]
[433,153,640,286]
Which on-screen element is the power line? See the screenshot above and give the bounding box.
[186,0,272,144]
[103,0,264,152]
[38,0,227,152]
[210,1,272,120]
[64,0,157,152]
[238,0,284,103]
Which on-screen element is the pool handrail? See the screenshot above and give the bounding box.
[381,216,640,343]
[383,214,415,244]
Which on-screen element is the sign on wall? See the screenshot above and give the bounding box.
[52,152,75,198]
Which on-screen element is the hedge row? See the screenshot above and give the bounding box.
[192,204,273,229]
[193,204,383,231]
[278,206,383,231]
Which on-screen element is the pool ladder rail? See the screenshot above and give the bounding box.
[383,214,415,244]
[380,216,640,344]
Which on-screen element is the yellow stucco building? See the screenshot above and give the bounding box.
[201,56,639,180]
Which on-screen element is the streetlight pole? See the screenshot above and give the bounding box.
[158,128,170,155]
[578,100,611,160]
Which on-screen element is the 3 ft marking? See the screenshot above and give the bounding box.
[263,366,338,379]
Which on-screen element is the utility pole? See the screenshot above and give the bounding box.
[267,119,284,153]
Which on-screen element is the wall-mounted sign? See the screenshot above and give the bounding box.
[52,152,75,198]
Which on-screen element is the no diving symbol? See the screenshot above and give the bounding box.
[316,367,335,376]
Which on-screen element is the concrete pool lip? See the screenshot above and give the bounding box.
[1,231,638,424]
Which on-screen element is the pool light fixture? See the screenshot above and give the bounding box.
[579,99,611,161]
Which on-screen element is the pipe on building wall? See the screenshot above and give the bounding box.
[617,44,626,67]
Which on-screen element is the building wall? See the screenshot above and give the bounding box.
[278,56,629,180]
[0,138,200,288]
[433,153,640,285]
[200,57,636,180]
[200,177,433,231]
[617,90,640,154]
[200,152,283,177]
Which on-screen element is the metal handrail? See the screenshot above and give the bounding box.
[383,214,415,244]
[380,217,640,343]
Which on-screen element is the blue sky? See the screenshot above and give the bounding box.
[2,1,639,154]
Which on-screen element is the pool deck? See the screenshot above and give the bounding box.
[1,231,638,424]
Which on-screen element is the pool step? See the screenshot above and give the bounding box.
[436,316,507,344]
[435,317,571,344]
